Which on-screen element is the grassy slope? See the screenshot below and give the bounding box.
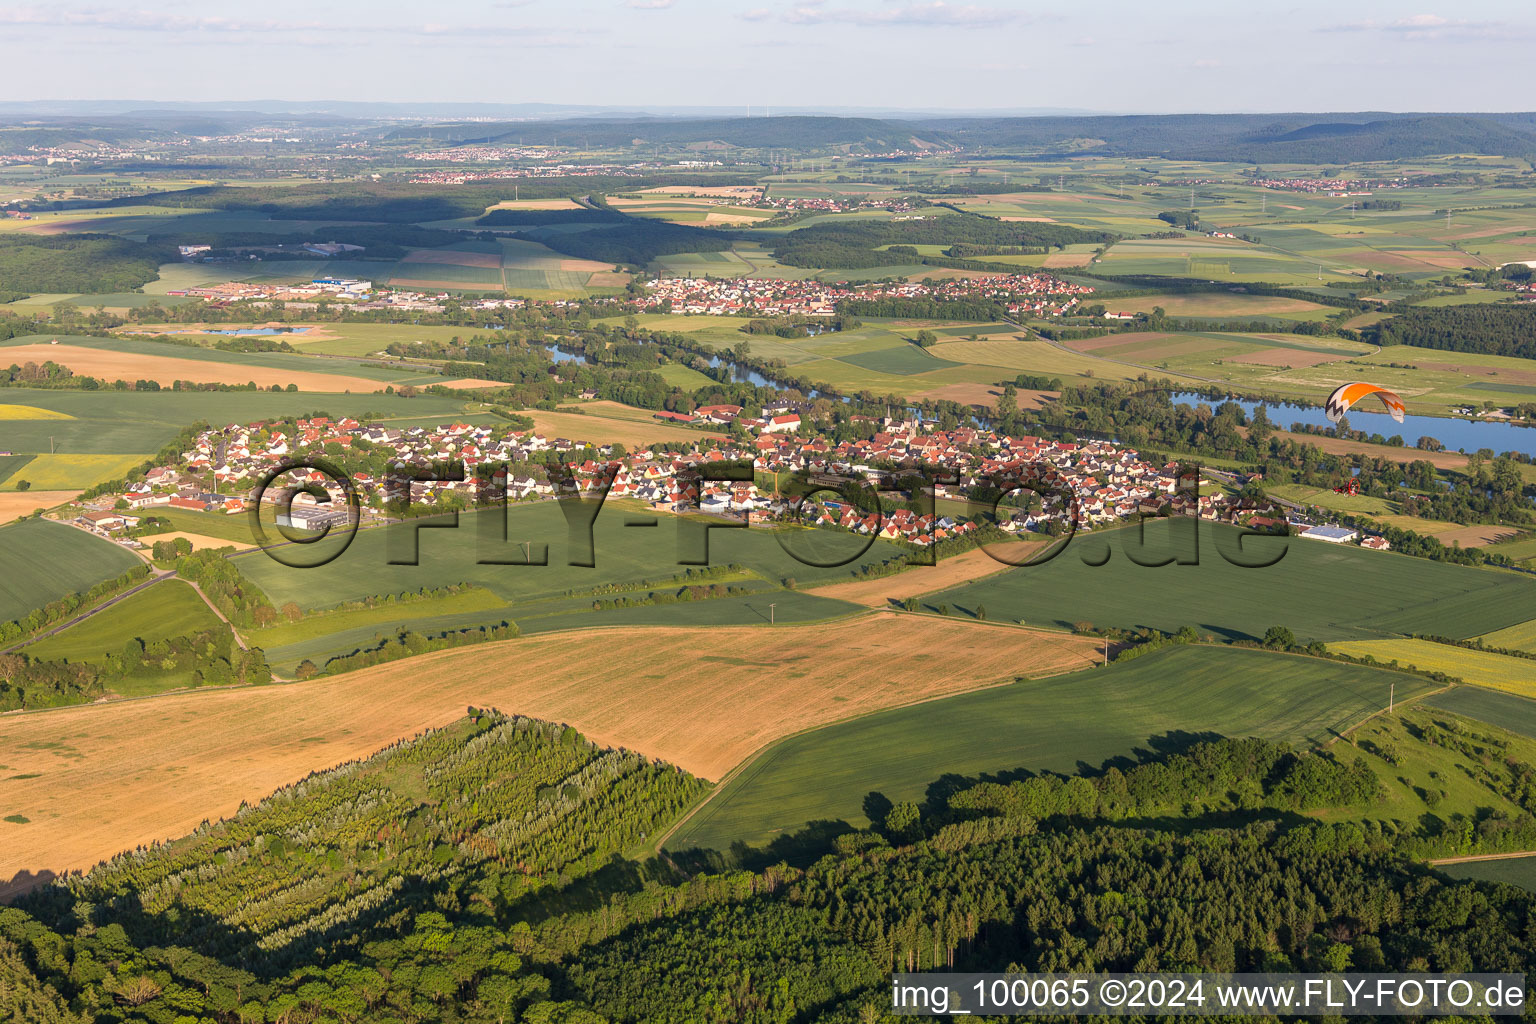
[668,645,1432,852]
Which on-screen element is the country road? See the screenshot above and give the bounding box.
[0,569,175,655]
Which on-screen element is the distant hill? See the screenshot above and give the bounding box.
[393,115,955,150]
[926,112,1536,162]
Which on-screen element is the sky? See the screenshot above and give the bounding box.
[2,0,1533,114]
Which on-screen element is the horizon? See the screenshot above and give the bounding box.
[3,0,1532,113]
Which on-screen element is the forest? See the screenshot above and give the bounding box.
[0,234,172,293]
[771,215,1111,270]
[1365,304,1536,358]
[3,715,1535,1023]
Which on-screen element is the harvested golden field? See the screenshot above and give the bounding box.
[915,382,1055,412]
[527,407,718,447]
[0,613,1098,889]
[637,185,762,198]
[1267,430,1476,471]
[119,323,338,342]
[704,210,773,225]
[0,491,80,523]
[0,344,385,392]
[1129,293,1331,318]
[558,257,613,273]
[1043,252,1096,268]
[1435,524,1522,549]
[428,377,506,390]
[807,546,1040,606]
[484,198,582,211]
[587,271,632,288]
[145,530,253,552]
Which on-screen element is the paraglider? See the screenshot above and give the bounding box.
[1324,382,1405,424]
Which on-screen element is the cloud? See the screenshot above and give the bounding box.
[0,5,598,39]
[779,2,1021,28]
[740,7,773,20]
[1191,58,1222,69]
[1320,13,1513,40]
[624,0,675,7]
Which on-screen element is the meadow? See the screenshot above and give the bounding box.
[0,611,1098,880]
[21,580,224,664]
[924,520,1536,643]
[0,519,143,625]
[667,644,1431,852]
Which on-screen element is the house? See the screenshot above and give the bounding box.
[761,413,801,434]
[81,510,134,530]
[1361,535,1391,551]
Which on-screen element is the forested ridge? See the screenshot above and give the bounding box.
[1365,304,1536,359]
[772,215,1112,270]
[3,713,1535,1022]
[0,234,172,293]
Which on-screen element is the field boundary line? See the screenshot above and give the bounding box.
[650,639,1103,855]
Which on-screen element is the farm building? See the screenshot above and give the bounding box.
[1300,525,1358,544]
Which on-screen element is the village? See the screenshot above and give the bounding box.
[152,267,1095,319]
[635,270,1095,317]
[61,402,1383,556]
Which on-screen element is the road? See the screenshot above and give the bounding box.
[0,569,175,655]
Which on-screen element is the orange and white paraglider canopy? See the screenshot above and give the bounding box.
[1324,382,1405,424]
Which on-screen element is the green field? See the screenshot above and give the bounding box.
[668,645,1431,851]
[250,585,507,648]
[136,506,263,543]
[0,519,144,625]
[925,521,1536,643]
[1425,687,1536,740]
[1436,857,1536,894]
[236,503,906,614]
[20,580,223,663]
[0,454,33,486]
[0,389,476,455]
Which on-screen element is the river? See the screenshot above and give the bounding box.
[1169,391,1536,458]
